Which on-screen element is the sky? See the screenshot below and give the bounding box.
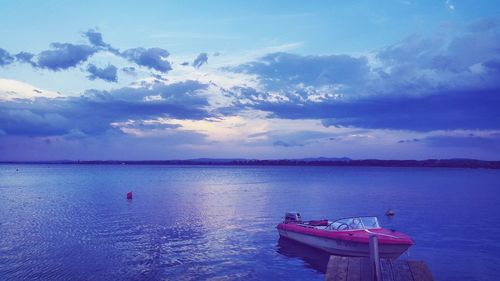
[1,0,500,161]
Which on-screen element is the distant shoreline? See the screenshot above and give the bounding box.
[1,158,500,169]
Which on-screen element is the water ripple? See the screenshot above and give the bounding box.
[1,165,499,280]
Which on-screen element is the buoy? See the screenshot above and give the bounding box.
[127,192,133,199]
[386,209,395,217]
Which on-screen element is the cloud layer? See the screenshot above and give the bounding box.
[0,30,174,83]
[227,19,500,131]
[0,81,211,138]
[1,19,500,159]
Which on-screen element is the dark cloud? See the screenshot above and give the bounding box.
[398,138,420,144]
[82,29,120,54]
[406,133,500,149]
[0,129,210,161]
[122,66,137,76]
[1,32,102,71]
[3,20,500,137]
[398,133,500,149]
[81,80,210,120]
[232,52,370,92]
[0,48,14,66]
[36,43,97,71]
[0,106,71,137]
[223,86,500,131]
[323,89,500,131]
[223,19,500,131]
[14,52,35,66]
[121,47,172,72]
[2,30,173,75]
[273,140,302,147]
[373,19,500,92]
[151,73,167,82]
[83,29,108,48]
[0,81,211,138]
[87,64,118,82]
[192,53,208,68]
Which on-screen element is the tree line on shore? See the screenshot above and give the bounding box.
[3,158,500,169]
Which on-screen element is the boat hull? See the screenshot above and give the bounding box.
[278,228,410,259]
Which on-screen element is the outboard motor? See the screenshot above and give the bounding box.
[284,212,302,224]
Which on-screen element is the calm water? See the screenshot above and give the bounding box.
[0,165,499,280]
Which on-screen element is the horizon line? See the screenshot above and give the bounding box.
[2,158,499,169]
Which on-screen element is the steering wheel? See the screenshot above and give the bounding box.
[336,223,349,230]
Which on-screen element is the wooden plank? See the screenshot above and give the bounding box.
[369,236,382,281]
[325,256,349,281]
[407,260,434,281]
[359,257,371,281]
[325,255,433,281]
[335,256,349,281]
[379,259,394,281]
[325,255,338,281]
[390,260,413,281]
[347,257,361,281]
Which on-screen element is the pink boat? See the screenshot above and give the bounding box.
[277,212,413,259]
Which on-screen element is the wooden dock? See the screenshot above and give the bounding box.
[324,256,433,281]
[325,236,433,281]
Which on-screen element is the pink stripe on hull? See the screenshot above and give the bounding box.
[277,223,413,246]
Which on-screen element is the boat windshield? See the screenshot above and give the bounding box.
[329,216,380,230]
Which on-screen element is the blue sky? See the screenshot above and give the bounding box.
[1,0,500,160]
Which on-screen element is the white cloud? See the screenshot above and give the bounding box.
[143,94,165,102]
[0,79,61,101]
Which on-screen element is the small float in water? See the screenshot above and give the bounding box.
[277,212,413,259]
[386,209,395,217]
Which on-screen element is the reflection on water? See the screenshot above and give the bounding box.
[277,238,330,273]
[0,165,499,280]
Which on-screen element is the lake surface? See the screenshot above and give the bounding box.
[0,165,499,280]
